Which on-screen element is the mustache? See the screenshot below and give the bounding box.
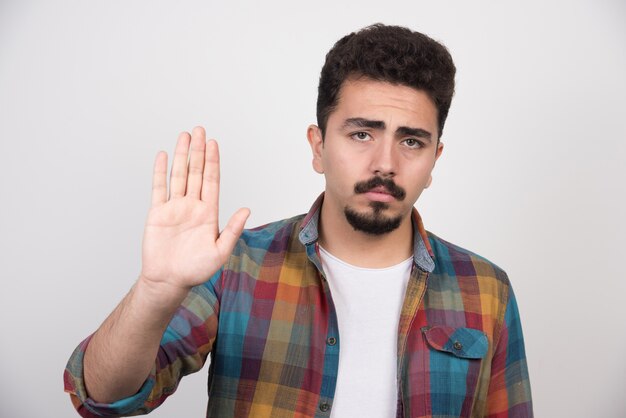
[354,177,406,201]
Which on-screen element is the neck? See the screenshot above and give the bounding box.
[317,201,414,268]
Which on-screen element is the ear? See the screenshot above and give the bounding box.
[307,124,325,174]
[425,142,444,189]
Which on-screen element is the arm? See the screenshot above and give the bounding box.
[64,274,222,417]
[486,286,533,417]
[65,127,249,411]
[82,277,188,403]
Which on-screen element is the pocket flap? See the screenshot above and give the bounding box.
[422,326,488,359]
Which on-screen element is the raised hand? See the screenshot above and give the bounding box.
[139,126,249,294]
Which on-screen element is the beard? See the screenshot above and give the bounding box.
[343,176,406,236]
[344,202,403,235]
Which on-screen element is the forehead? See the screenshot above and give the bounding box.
[331,77,438,129]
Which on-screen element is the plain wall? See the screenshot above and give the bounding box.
[1,0,625,417]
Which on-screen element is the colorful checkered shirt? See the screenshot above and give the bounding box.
[64,195,532,417]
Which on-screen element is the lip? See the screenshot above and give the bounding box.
[364,189,395,202]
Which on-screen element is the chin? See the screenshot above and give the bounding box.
[344,205,403,235]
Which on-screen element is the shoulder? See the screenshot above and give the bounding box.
[229,214,306,262]
[215,214,307,292]
[426,231,510,287]
[425,232,515,340]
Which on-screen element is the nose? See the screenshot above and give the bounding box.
[370,138,397,178]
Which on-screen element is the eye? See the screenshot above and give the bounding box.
[402,138,423,149]
[350,131,372,142]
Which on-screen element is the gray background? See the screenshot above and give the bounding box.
[1,0,625,417]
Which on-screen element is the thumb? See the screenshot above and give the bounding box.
[216,207,250,260]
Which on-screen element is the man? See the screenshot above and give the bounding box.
[64,24,532,417]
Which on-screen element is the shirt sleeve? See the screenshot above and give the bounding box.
[486,285,533,417]
[63,270,222,417]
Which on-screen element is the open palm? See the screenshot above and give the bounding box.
[140,127,249,291]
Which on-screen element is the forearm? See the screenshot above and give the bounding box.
[66,127,247,411]
[83,277,189,403]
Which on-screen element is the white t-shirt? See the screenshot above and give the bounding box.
[319,246,413,418]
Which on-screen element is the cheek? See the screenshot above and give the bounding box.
[322,157,360,193]
[322,151,353,177]
[403,164,434,191]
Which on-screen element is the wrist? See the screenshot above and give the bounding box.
[134,275,191,314]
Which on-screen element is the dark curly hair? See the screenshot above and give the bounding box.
[317,24,456,139]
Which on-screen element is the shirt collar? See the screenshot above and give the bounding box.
[298,193,435,272]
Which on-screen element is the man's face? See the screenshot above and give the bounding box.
[308,77,443,235]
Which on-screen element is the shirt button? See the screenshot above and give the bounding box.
[319,402,330,412]
[326,337,337,346]
[453,341,463,350]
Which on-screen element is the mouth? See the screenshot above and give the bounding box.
[369,186,391,194]
[364,188,396,203]
[354,177,406,201]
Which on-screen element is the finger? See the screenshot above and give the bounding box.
[216,207,251,262]
[186,126,206,199]
[151,151,168,206]
[169,132,191,199]
[201,140,220,227]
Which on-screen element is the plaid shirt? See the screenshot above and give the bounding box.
[64,195,532,417]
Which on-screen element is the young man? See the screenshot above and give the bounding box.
[64,24,532,417]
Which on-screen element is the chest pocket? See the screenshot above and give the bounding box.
[421,326,489,417]
[422,326,488,359]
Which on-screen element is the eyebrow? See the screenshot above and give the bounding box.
[342,117,432,142]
